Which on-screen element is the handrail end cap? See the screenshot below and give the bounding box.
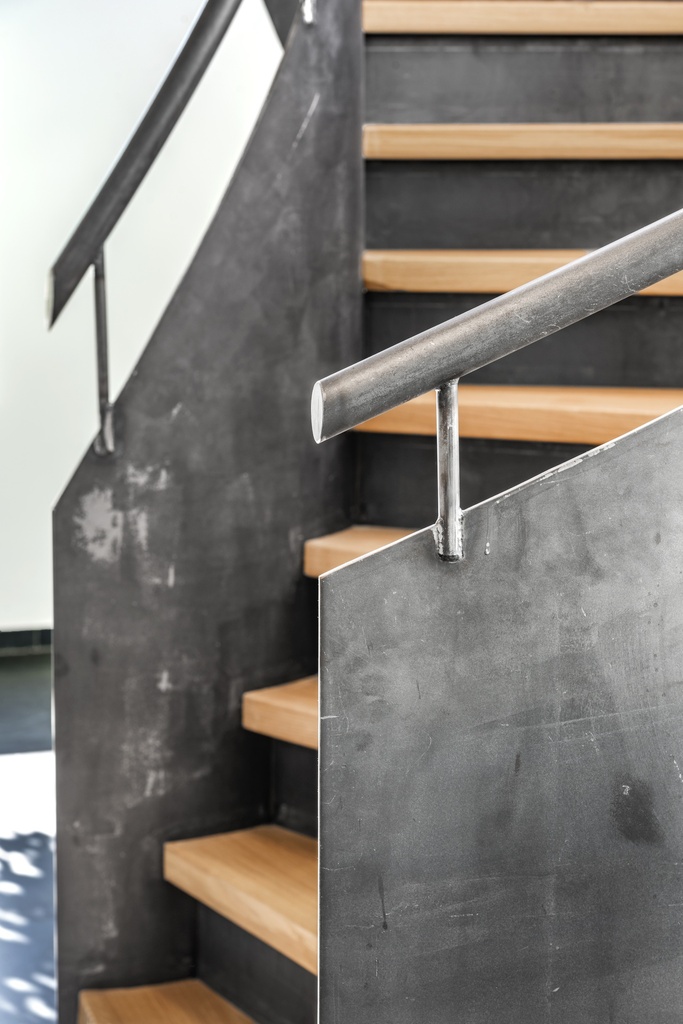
[46,270,57,328]
[311,380,325,443]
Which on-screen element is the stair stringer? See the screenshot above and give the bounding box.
[53,3,362,1021]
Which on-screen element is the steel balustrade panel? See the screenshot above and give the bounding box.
[52,2,362,1021]
[320,407,683,1022]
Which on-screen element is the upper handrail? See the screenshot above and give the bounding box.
[312,207,683,443]
[48,0,244,326]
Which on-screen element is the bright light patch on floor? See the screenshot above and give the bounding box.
[23,998,54,1021]
[0,916,27,930]
[4,982,34,995]
[0,752,55,1022]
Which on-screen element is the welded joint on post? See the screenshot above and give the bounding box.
[435,379,464,562]
[302,0,316,24]
[435,507,463,563]
[94,404,115,457]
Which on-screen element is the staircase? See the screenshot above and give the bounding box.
[305,0,683,574]
[57,1,683,1022]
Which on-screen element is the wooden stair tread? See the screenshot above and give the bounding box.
[242,676,318,749]
[304,525,414,578]
[355,386,683,446]
[164,826,317,974]
[364,123,683,161]
[363,249,683,296]
[79,980,253,1024]
[363,1,683,35]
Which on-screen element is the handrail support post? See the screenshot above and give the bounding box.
[93,250,115,456]
[435,379,463,562]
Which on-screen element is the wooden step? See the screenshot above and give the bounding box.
[303,525,414,578]
[363,123,683,162]
[363,250,683,296]
[79,980,253,1024]
[242,676,318,749]
[164,825,317,974]
[354,386,683,446]
[363,1,683,35]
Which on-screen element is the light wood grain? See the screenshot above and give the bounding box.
[355,386,683,445]
[164,826,317,974]
[242,676,318,749]
[303,525,414,578]
[363,249,683,296]
[363,123,683,161]
[79,980,253,1024]
[363,1,683,35]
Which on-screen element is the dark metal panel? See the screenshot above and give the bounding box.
[197,907,316,1024]
[365,294,683,388]
[356,434,587,529]
[321,408,683,1023]
[366,37,683,123]
[366,161,683,249]
[53,2,362,1021]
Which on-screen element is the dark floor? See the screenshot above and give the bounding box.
[0,657,52,756]
[0,655,56,1023]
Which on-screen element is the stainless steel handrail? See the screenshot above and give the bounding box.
[311,207,683,443]
[48,0,245,328]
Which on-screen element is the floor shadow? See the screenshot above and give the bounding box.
[0,655,55,1022]
[0,832,55,1022]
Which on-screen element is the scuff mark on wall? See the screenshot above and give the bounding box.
[157,670,172,693]
[129,509,149,552]
[74,489,123,565]
[126,465,171,491]
[144,770,168,798]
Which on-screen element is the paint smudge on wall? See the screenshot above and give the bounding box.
[126,465,170,491]
[74,489,122,565]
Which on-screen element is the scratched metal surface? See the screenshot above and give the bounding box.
[52,2,361,1021]
[320,408,683,1023]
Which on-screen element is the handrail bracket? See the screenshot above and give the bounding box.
[435,379,463,562]
[93,250,115,456]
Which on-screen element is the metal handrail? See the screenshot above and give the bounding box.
[48,0,244,328]
[311,207,683,444]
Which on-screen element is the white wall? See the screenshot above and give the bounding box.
[0,0,282,630]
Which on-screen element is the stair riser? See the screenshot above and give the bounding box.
[367,162,683,249]
[198,908,316,1024]
[365,294,683,388]
[273,741,318,838]
[366,38,683,123]
[356,434,587,528]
